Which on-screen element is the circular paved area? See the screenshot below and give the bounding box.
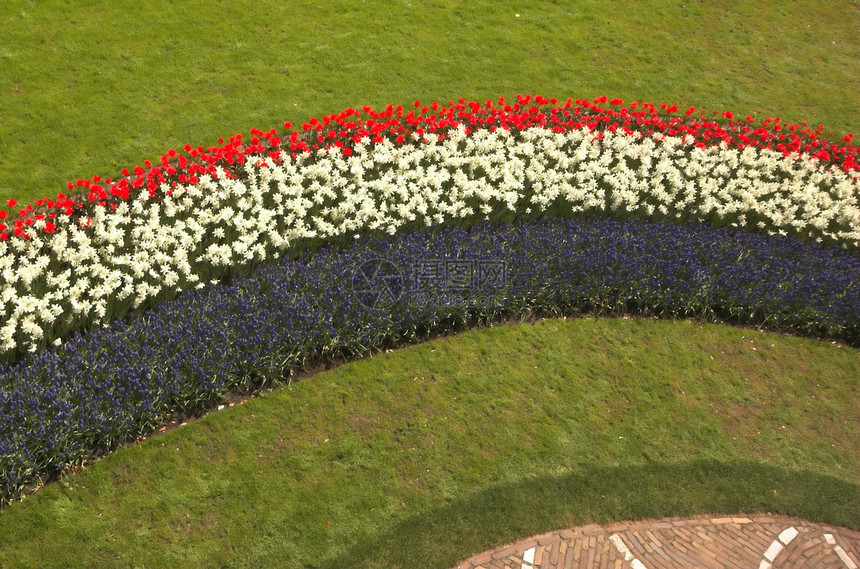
[451,515,860,569]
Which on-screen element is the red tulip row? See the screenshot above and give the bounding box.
[1,94,857,242]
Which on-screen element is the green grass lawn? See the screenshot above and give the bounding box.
[2,1,860,567]
[1,1,859,205]
[0,318,857,568]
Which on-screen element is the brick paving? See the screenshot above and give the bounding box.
[451,515,860,569]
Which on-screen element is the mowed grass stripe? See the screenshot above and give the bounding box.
[0,317,856,568]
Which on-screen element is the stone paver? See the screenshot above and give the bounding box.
[451,515,860,569]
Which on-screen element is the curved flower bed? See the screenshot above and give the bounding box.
[0,95,859,507]
[1,96,858,360]
[1,216,858,506]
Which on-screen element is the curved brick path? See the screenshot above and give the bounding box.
[451,515,860,569]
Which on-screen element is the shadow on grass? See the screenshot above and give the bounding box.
[321,460,860,569]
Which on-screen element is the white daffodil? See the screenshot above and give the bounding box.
[2,122,859,357]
